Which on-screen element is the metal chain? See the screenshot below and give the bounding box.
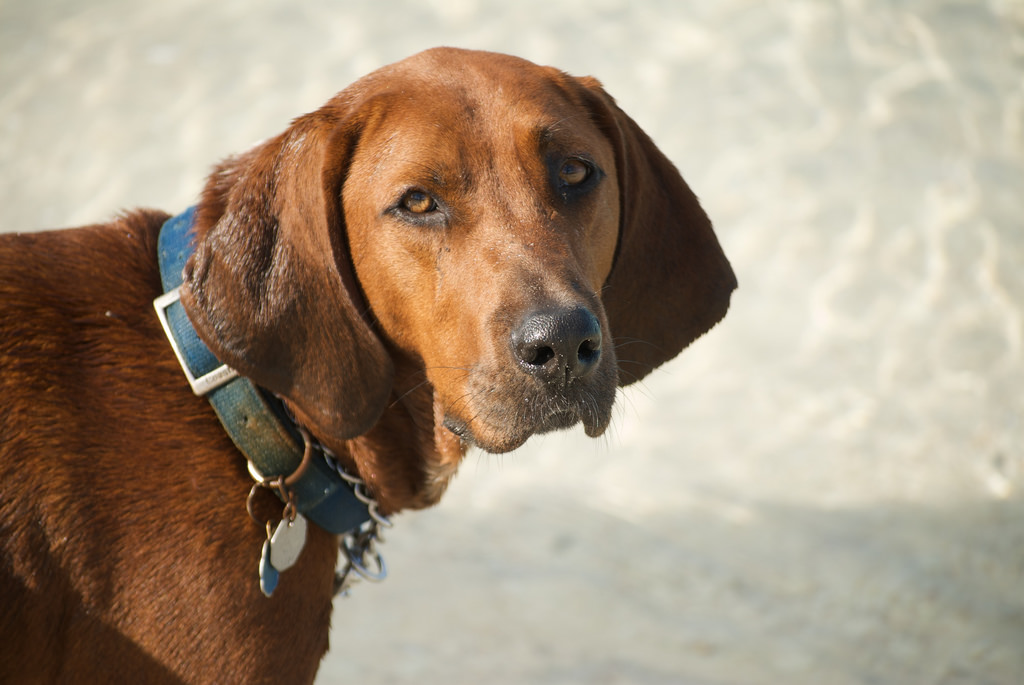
[334,521,387,596]
[272,399,392,597]
[320,445,392,597]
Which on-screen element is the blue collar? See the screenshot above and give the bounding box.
[153,207,372,536]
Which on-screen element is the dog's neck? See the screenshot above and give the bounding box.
[154,207,381,534]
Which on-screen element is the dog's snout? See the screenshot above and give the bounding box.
[512,307,602,384]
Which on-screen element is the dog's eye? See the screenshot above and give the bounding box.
[558,158,591,186]
[401,190,438,214]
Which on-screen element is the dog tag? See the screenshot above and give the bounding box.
[259,539,279,597]
[269,512,307,572]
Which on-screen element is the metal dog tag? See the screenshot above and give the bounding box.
[269,512,307,572]
[259,539,279,597]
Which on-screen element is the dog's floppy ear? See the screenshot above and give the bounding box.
[577,77,737,386]
[181,96,393,441]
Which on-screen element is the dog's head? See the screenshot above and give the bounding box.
[182,48,735,509]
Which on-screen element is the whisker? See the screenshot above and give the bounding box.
[388,378,433,408]
[445,391,476,417]
[387,364,473,408]
[612,336,662,353]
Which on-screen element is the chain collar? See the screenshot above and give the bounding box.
[320,446,391,596]
[242,415,391,597]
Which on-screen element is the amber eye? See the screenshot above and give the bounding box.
[558,158,590,186]
[401,190,437,214]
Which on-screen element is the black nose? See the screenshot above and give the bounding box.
[512,307,603,385]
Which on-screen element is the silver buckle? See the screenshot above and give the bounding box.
[153,287,239,396]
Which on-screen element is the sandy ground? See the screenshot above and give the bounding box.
[2,1,1023,683]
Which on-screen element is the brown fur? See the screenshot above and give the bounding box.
[0,48,735,683]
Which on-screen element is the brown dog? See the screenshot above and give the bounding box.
[0,48,735,683]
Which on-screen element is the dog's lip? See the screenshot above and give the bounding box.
[534,409,582,433]
[582,412,610,438]
[442,401,611,453]
[442,415,471,441]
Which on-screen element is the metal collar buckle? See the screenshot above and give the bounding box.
[153,286,239,396]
